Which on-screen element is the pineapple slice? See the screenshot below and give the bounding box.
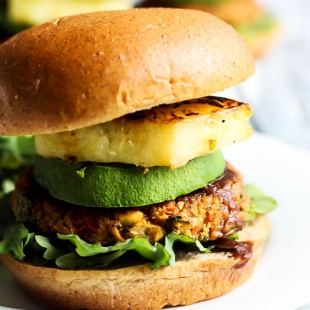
[35,96,252,169]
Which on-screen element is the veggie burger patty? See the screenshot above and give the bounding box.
[12,163,249,245]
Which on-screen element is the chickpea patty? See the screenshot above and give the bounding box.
[11,163,249,245]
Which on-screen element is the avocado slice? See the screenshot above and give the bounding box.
[34,151,225,208]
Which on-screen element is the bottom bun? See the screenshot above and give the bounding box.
[0,215,270,310]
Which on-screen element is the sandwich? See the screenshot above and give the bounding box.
[137,0,279,58]
[0,8,277,310]
[0,0,133,37]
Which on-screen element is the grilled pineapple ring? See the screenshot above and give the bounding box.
[35,96,252,169]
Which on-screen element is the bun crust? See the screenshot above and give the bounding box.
[0,215,269,310]
[0,8,254,135]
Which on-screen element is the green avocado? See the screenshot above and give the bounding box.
[34,151,225,208]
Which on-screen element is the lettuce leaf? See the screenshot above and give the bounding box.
[56,251,127,269]
[164,233,211,266]
[0,223,31,259]
[234,13,277,39]
[58,233,172,269]
[0,136,35,198]
[0,184,277,270]
[246,184,278,221]
[0,222,213,270]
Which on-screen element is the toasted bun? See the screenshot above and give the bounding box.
[0,215,269,310]
[0,8,254,136]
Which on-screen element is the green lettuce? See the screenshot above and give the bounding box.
[246,184,278,221]
[0,136,36,198]
[234,13,277,39]
[0,184,277,270]
[0,193,213,269]
[0,221,212,270]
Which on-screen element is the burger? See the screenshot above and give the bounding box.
[0,8,276,310]
[136,0,279,58]
[0,0,134,37]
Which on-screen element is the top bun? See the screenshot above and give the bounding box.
[0,8,255,135]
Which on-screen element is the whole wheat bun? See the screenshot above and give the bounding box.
[0,215,269,310]
[0,8,254,136]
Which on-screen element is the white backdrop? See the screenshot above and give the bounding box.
[229,0,310,150]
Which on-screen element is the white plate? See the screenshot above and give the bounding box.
[1,132,310,310]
